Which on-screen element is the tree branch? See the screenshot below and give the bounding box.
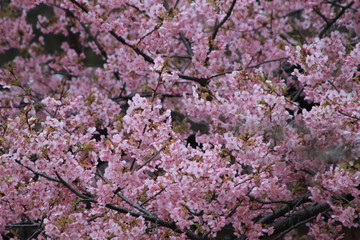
[211,0,237,41]
[318,1,354,38]
[55,171,97,202]
[313,6,329,24]
[179,31,194,57]
[111,93,183,101]
[135,146,166,171]
[272,213,319,240]
[68,0,154,64]
[15,162,202,239]
[267,203,330,237]
[108,30,155,64]
[206,0,237,64]
[69,0,279,87]
[337,110,360,121]
[15,160,61,183]
[113,188,154,217]
[178,74,209,86]
[105,203,202,240]
[206,57,289,81]
[257,192,312,224]
[68,0,89,13]
[53,5,121,80]
[140,187,167,207]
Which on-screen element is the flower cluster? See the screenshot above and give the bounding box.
[0,0,359,239]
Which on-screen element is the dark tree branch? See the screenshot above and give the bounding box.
[15,162,202,240]
[313,6,329,24]
[179,31,194,57]
[104,203,177,231]
[318,1,354,38]
[257,192,312,224]
[136,146,165,171]
[167,55,192,59]
[80,22,107,59]
[68,0,154,64]
[211,0,237,41]
[326,0,357,10]
[108,30,155,64]
[211,192,355,239]
[68,0,89,13]
[15,160,61,183]
[249,195,293,205]
[337,110,360,121]
[69,0,284,87]
[0,105,21,109]
[113,189,154,216]
[163,0,170,11]
[272,212,319,240]
[138,22,163,45]
[126,3,150,18]
[140,187,167,207]
[281,9,304,18]
[262,192,355,238]
[55,171,97,202]
[105,203,202,240]
[87,213,106,222]
[206,0,237,64]
[267,203,331,237]
[178,74,209,86]
[6,223,41,229]
[27,223,44,240]
[292,84,305,102]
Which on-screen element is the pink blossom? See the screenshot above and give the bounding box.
[1,0,359,239]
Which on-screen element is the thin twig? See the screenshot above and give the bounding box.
[325,0,356,10]
[140,187,167,207]
[328,80,340,93]
[136,146,166,171]
[5,223,41,229]
[138,22,163,45]
[126,3,150,17]
[114,189,154,216]
[167,55,192,59]
[27,224,44,240]
[337,110,360,121]
[109,30,155,64]
[87,213,106,222]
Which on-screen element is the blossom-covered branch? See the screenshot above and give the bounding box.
[1,0,359,239]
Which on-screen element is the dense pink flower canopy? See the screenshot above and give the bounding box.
[0,0,359,239]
